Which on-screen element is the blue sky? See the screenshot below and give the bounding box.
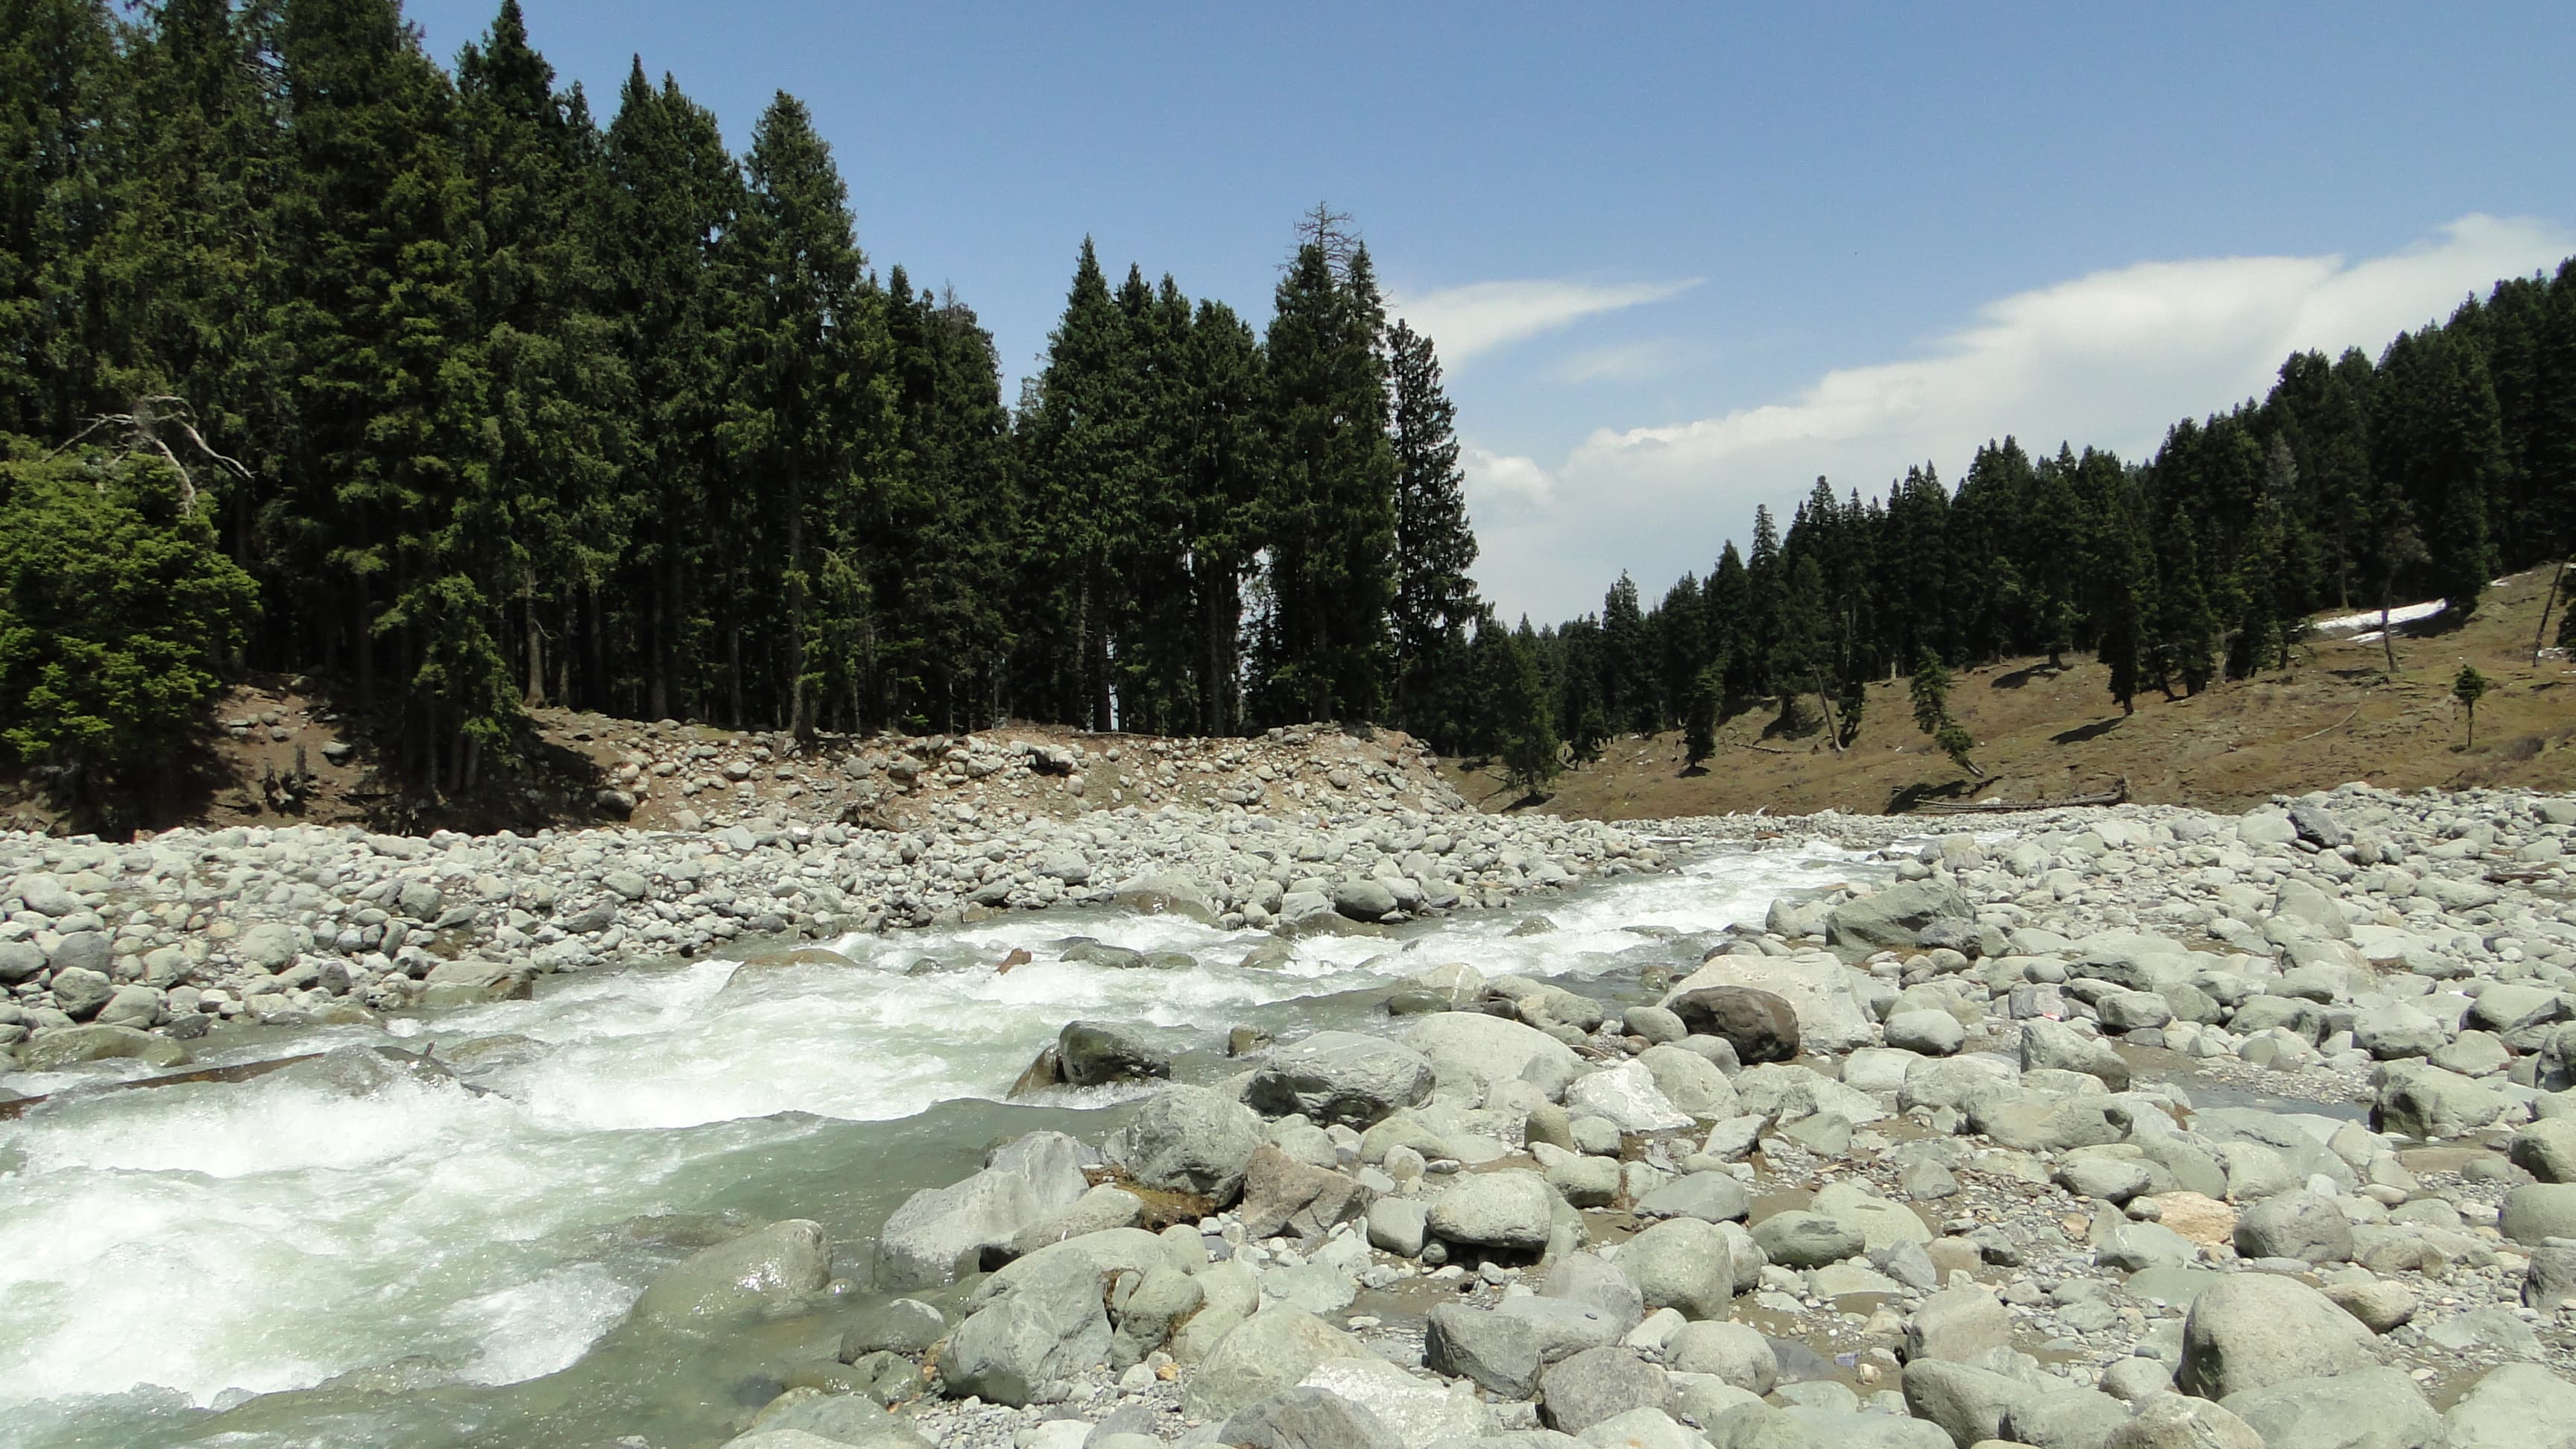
[410,1,2576,622]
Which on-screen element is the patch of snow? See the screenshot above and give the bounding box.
[2314,599,2446,636]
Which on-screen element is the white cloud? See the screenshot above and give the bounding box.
[1390,277,1700,365]
[1478,215,2573,622]
[1552,338,1691,385]
[1461,443,1556,513]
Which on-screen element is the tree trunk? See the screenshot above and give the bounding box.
[523,594,546,707]
[727,621,743,728]
[786,476,809,736]
[651,552,674,721]
[2379,581,2399,678]
[2534,558,2569,666]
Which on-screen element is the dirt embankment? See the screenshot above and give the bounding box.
[1446,565,2576,821]
[0,685,1471,840]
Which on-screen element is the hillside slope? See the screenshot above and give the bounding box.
[1445,565,2576,819]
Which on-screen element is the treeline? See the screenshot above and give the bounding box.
[0,0,1486,797]
[1486,259,2576,778]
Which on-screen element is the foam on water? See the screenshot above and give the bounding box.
[0,837,1869,1434]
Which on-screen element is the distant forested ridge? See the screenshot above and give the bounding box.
[1520,259,2576,777]
[4,0,2573,808]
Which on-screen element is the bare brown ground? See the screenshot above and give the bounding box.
[1445,565,2576,821]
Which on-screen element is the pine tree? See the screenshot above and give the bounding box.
[1681,666,1717,771]
[1656,572,1706,728]
[1252,229,1396,724]
[1599,572,1654,733]
[727,90,889,736]
[1178,298,1265,736]
[1494,616,1559,792]
[0,0,124,441]
[1705,540,1751,706]
[457,1,629,710]
[2375,325,2503,619]
[1386,317,1478,747]
[2453,663,2488,748]
[604,60,742,722]
[273,0,503,788]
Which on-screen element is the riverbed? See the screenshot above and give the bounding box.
[0,838,1876,1449]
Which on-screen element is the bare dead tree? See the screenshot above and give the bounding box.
[1293,203,1362,277]
[49,395,252,514]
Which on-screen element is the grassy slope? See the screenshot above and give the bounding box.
[1446,565,2576,821]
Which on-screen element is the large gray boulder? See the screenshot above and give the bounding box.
[1237,1144,1374,1242]
[1217,1387,1401,1449]
[1901,1357,2032,1447]
[1184,1310,1372,1420]
[1634,1171,1751,1224]
[17,1022,188,1070]
[2220,1366,2441,1449]
[631,1220,830,1326]
[1298,1356,1498,1444]
[1661,953,1875,1053]
[1105,1084,1266,1205]
[2353,1001,2446,1061]
[1424,1302,1541,1398]
[1614,1216,1737,1320]
[1635,1044,1740,1119]
[1405,1011,1582,1099]
[2443,1363,2576,1449]
[1828,880,1976,952]
[1058,1020,1172,1086]
[1666,1319,1775,1395]
[2232,1190,2352,1264]
[1541,1252,1646,1333]
[2500,1183,2576,1246]
[1564,1060,1693,1133]
[2508,1118,2576,1183]
[2176,1272,2375,1399]
[1247,1031,1436,1127]
[2373,1061,2506,1140]
[1902,1284,2008,1364]
[2103,1393,2263,1449]
[1426,1169,1554,1251]
[1751,1210,1863,1269]
[2020,1019,2131,1091]
[46,962,114,1018]
[1661,984,1802,1064]
[2001,1388,2132,1449]
[874,1131,1089,1290]
[1538,1347,1669,1433]
[936,1248,1113,1407]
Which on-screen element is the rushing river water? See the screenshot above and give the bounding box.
[0,838,1878,1449]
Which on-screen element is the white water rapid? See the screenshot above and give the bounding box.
[0,839,1872,1448]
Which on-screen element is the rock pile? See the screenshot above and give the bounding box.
[672,783,2576,1448]
[554,717,1482,833]
[0,781,1659,1075]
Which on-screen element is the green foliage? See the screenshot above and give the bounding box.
[0,441,256,791]
[1489,617,1559,793]
[1907,654,1977,777]
[2452,663,2489,747]
[1388,317,1480,748]
[1682,667,1717,769]
[1251,227,1398,726]
[12,0,2576,784]
[1908,655,1951,736]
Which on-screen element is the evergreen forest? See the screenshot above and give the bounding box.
[4,0,2575,812]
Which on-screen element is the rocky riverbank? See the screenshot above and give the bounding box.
[615,782,2576,1449]
[0,751,1661,1078]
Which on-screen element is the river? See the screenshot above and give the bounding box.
[0,836,1878,1449]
